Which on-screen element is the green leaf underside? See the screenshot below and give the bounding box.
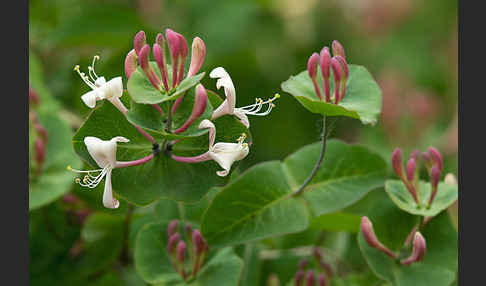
[29,113,79,210]
[385,180,458,217]
[358,213,457,286]
[201,140,387,247]
[134,222,243,285]
[127,61,205,104]
[281,64,382,125]
[72,91,249,205]
[126,87,214,140]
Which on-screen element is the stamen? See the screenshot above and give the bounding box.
[238,94,280,116]
[70,165,110,189]
[74,64,97,89]
[91,55,100,79]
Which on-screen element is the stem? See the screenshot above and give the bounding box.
[166,101,173,132]
[293,116,327,196]
[120,204,134,265]
[116,153,154,168]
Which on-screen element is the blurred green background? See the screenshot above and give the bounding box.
[29,0,458,176]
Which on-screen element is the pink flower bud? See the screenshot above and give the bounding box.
[294,270,305,286]
[428,147,443,172]
[34,122,48,142]
[391,148,404,178]
[332,40,345,59]
[308,53,322,100]
[184,223,192,240]
[330,57,342,104]
[298,259,308,270]
[153,40,169,91]
[192,229,206,256]
[139,44,161,89]
[401,232,426,265]
[334,55,349,101]
[176,240,187,262]
[319,47,331,103]
[410,149,420,161]
[167,233,181,255]
[168,219,179,237]
[318,274,327,286]
[406,158,416,182]
[173,84,208,134]
[177,33,188,84]
[428,166,441,206]
[166,29,181,88]
[361,216,396,258]
[133,30,146,56]
[34,138,46,167]
[188,37,206,77]
[305,270,315,286]
[124,49,138,79]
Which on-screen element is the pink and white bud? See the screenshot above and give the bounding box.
[153,33,169,91]
[177,33,188,84]
[332,40,345,59]
[168,219,179,237]
[305,270,315,286]
[166,29,181,88]
[319,47,331,103]
[428,147,443,172]
[188,37,206,77]
[361,216,396,258]
[391,148,404,178]
[334,55,349,101]
[401,232,426,265]
[308,53,322,100]
[406,158,416,182]
[428,166,441,206]
[318,274,327,286]
[173,84,208,134]
[139,44,161,89]
[330,57,342,104]
[294,270,305,286]
[124,49,138,79]
[133,31,146,56]
[167,233,181,255]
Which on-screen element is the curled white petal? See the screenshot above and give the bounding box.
[102,169,120,209]
[233,109,250,128]
[81,90,101,108]
[210,67,236,118]
[84,136,129,168]
[102,77,123,99]
[209,142,249,177]
[94,76,107,87]
[199,119,216,148]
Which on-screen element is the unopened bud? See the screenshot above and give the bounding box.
[173,84,208,134]
[319,47,331,103]
[410,149,420,161]
[330,57,342,104]
[401,232,426,265]
[184,223,193,240]
[188,37,206,77]
[177,240,187,262]
[167,233,181,255]
[139,44,161,89]
[428,166,441,206]
[153,40,169,91]
[34,138,46,167]
[318,274,327,286]
[192,229,205,256]
[391,148,404,178]
[334,55,349,101]
[295,270,305,286]
[177,33,188,84]
[308,53,322,100]
[305,270,315,286]
[428,147,443,172]
[124,49,138,79]
[332,40,345,59]
[361,216,396,258]
[406,158,416,182]
[168,219,179,237]
[133,31,146,56]
[166,28,181,88]
[34,123,48,142]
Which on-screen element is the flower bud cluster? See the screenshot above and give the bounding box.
[391,146,444,207]
[29,86,49,177]
[166,220,209,281]
[307,40,349,104]
[293,248,332,286]
[361,216,426,265]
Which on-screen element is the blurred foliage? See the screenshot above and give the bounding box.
[29,0,457,285]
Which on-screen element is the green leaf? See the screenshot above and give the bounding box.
[358,213,457,286]
[281,65,382,125]
[201,161,309,248]
[385,180,458,217]
[126,87,214,140]
[134,222,243,285]
[309,212,361,233]
[201,140,387,247]
[72,95,248,204]
[29,113,79,210]
[127,62,205,104]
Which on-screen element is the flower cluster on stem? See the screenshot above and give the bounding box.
[293,247,332,286]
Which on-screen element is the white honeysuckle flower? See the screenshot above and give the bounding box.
[209,67,279,128]
[68,136,129,209]
[199,119,249,176]
[74,56,126,112]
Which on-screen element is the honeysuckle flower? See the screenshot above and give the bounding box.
[171,119,249,177]
[209,67,279,128]
[74,56,126,112]
[173,84,208,134]
[68,136,130,209]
